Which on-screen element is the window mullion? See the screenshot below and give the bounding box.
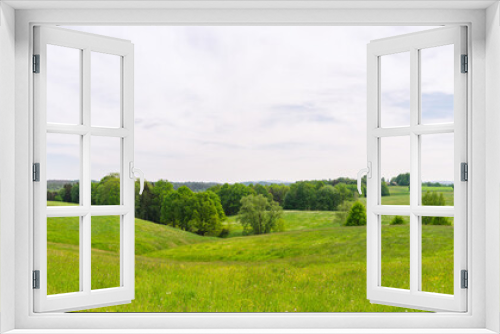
[409,47,420,294]
[82,48,91,294]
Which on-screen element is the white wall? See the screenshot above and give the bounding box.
[0,2,16,333]
[486,2,500,333]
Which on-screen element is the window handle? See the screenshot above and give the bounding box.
[357,162,372,195]
[129,162,145,195]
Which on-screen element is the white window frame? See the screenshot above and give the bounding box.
[33,26,136,313]
[1,3,498,333]
[366,26,468,312]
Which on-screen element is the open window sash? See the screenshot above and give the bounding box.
[33,26,135,312]
[366,26,467,312]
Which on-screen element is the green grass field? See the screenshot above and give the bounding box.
[46,194,454,313]
[377,185,454,206]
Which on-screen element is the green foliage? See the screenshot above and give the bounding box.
[96,173,121,205]
[161,186,226,236]
[391,173,410,186]
[239,194,283,235]
[345,201,367,226]
[390,216,405,225]
[70,183,79,203]
[381,181,390,197]
[211,183,255,216]
[316,185,341,210]
[422,192,450,225]
[283,181,346,211]
[267,184,290,207]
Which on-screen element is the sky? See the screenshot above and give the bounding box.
[46,26,455,183]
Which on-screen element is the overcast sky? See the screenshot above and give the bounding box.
[47,26,454,183]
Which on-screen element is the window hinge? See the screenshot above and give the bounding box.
[461,162,468,181]
[461,54,468,73]
[33,54,40,73]
[33,270,40,289]
[33,163,40,182]
[461,270,468,289]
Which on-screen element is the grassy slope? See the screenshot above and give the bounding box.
[46,188,454,313]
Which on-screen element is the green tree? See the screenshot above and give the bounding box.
[91,182,99,205]
[267,184,290,207]
[161,187,225,235]
[148,180,174,223]
[422,191,450,225]
[315,185,341,211]
[345,201,367,226]
[215,183,254,216]
[394,173,410,186]
[239,194,283,235]
[70,182,79,203]
[334,183,354,203]
[96,173,120,205]
[381,181,391,197]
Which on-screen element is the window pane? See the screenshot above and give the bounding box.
[91,52,121,128]
[421,133,454,206]
[47,133,80,206]
[47,45,81,125]
[421,218,454,294]
[91,136,121,205]
[91,216,120,290]
[420,45,454,124]
[380,136,410,205]
[380,52,410,128]
[381,215,410,290]
[47,217,80,295]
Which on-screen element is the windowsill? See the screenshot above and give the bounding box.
[3,329,497,334]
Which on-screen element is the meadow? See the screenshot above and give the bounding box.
[46,185,454,312]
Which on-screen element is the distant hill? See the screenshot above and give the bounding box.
[170,182,220,192]
[47,180,79,191]
[240,180,292,186]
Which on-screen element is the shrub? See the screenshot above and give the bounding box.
[390,216,405,225]
[345,201,367,226]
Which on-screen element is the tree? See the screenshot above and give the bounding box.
[239,194,283,235]
[422,191,450,225]
[214,183,254,216]
[315,185,341,211]
[62,183,72,203]
[70,182,79,203]
[148,180,174,223]
[267,184,290,207]
[394,173,410,186]
[334,183,354,203]
[161,187,225,235]
[390,216,405,225]
[96,173,120,205]
[345,201,367,226]
[381,181,391,197]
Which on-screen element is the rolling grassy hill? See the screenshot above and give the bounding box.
[46,197,453,313]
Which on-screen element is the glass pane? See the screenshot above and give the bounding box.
[47,45,81,125]
[421,133,454,206]
[91,52,121,128]
[47,217,80,295]
[381,136,410,205]
[421,217,454,294]
[421,45,454,124]
[381,215,410,290]
[91,216,120,290]
[91,136,121,205]
[47,133,80,206]
[380,52,410,128]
